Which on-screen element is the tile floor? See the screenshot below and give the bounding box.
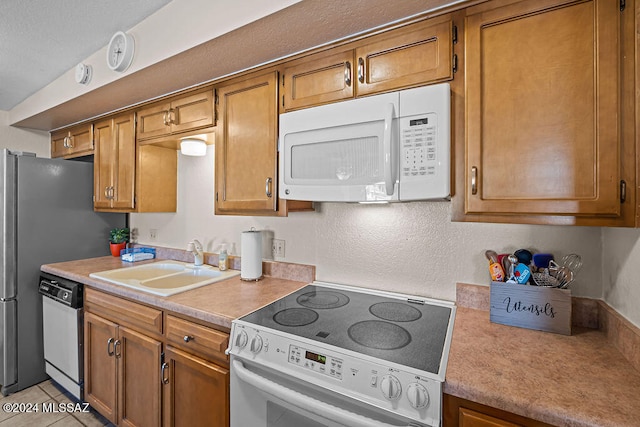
[0,380,112,426]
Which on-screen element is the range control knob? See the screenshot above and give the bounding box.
[380,375,402,400]
[235,330,248,349]
[250,335,263,354]
[407,383,430,409]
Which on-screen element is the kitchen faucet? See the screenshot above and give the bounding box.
[187,239,204,266]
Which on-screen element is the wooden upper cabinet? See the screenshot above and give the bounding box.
[50,123,94,159]
[94,112,176,213]
[282,16,454,111]
[93,113,136,211]
[283,48,355,110]
[136,89,214,141]
[215,71,279,214]
[464,0,621,218]
[355,16,453,96]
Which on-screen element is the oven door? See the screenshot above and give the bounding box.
[230,356,430,427]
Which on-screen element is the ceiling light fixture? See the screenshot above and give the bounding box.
[180,138,207,156]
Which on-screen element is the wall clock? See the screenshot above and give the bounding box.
[106,31,135,72]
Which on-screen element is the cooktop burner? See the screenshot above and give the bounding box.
[273,308,318,327]
[240,284,453,374]
[348,320,411,350]
[370,301,422,322]
[296,290,349,309]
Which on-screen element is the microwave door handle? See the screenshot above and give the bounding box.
[232,359,400,427]
[383,103,396,196]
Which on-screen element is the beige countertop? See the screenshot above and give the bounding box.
[446,284,640,427]
[41,256,309,330]
[42,258,640,426]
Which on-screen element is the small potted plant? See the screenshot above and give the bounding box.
[109,227,130,257]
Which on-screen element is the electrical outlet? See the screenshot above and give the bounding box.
[272,239,285,258]
[149,229,157,241]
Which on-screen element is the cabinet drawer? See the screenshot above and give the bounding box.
[85,288,162,335]
[166,315,229,362]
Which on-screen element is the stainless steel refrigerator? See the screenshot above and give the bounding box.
[0,150,126,395]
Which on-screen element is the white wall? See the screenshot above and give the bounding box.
[602,228,640,327]
[130,146,605,305]
[0,111,49,156]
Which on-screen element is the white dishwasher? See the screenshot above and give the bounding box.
[39,273,84,400]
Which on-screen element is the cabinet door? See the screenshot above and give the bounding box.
[355,17,453,96]
[465,0,620,217]
[93,118,115,210]
[215,71,278,214]
[163,346,229,427]
[111,113,136,210]
[119,326,162,427]
[67,123,94,157]
[283,48,355,111]
[93,113,136,211]
[50,130,68,158]
[459,408,519,427]
[85,312,118,424]
[170,90,214,134]
[137,102,171,141]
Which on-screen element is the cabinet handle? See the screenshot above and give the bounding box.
[344,61,352,87]
[161,362,169,384]
[114,339,122,359]
[163,111,169,126]
[183,335,194,343]
[107,338,115,356]
[110,186,115,200]
[104,186,110,199]
[168,108,176,125]
[67,136,74,148]
[63,137,69,148]
[265,177,273,198]
[471,166,478,195]
[357,57,365,84]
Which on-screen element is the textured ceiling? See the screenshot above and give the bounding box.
[0,0,171,110]
[11,0,469,130]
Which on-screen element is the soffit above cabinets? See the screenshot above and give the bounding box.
[12,0,468,131]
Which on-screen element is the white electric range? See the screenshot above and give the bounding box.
[227,281,456,427]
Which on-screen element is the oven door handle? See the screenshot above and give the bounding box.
[233,359,406,427]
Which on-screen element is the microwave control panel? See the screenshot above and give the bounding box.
[400,113,437,179]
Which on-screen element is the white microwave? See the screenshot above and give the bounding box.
[278,83,451,202]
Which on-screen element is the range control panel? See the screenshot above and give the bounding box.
[289,345,344,380]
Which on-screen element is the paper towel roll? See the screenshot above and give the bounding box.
[241,229,263,281]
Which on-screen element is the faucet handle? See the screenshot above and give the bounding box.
[187,242,195,251]
[191,239,203,250]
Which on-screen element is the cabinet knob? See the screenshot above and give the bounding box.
[183,335,194,342]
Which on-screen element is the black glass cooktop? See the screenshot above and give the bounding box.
[239,284,453,374]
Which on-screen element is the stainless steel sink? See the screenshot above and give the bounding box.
[89,260,240,296]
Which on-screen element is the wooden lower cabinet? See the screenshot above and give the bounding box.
[84,311,162,427]
[443,394,554,427]
[85,289,230,426]
[162,346,229,427]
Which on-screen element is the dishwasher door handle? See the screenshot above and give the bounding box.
[232,359,403,427]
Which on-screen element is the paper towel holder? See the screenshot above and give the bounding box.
[241,227,264,281]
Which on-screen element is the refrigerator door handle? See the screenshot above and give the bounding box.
[1,150,17,300]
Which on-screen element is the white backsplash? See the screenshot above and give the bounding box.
[130,147,612,308]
